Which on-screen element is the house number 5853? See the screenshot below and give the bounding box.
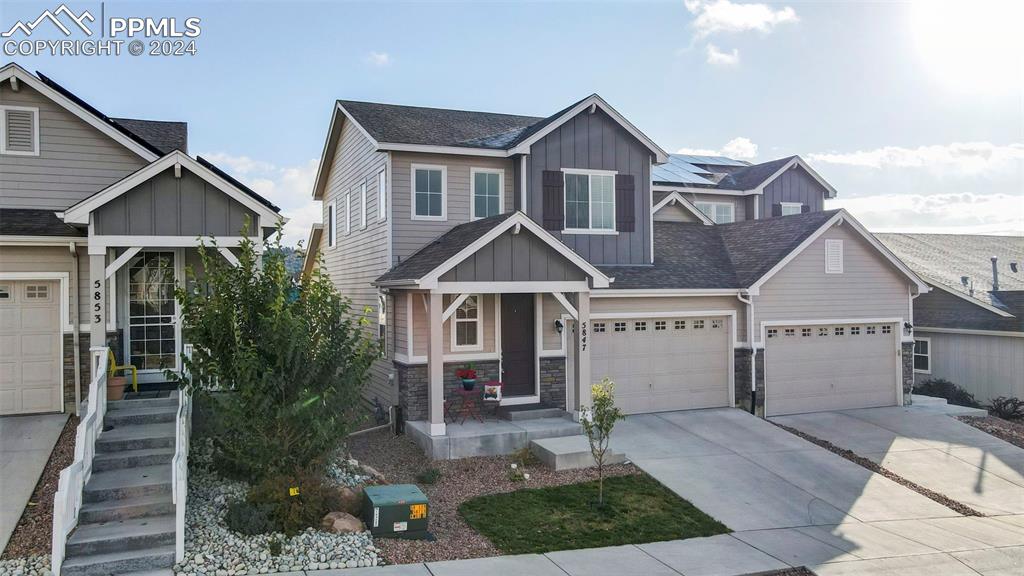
[93,279,103,323]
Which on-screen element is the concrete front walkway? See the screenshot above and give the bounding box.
[0,413,68,552]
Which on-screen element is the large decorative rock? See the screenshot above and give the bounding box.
[361,464,386,484]
[320,511,365,534]
[335,485,364,516]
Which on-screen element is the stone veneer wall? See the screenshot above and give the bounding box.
[733,348,764,414]
[539,357,567,409]
[901,341,914,405]
[62,330,122,410]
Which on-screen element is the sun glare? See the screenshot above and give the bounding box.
[911,0,1024,94]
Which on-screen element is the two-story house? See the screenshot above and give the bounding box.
[306,94,929,458]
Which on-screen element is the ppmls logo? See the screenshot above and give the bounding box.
[2,3,201,57]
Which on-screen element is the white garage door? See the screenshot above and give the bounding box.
[591,316,731,415]
[0,281,63,415]
[764,322,899,417]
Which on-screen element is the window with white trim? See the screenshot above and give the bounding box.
[675,320,686,330]
[694,201,735,224]
[654,321,666,331]
[25,284,49,300]
[593,322,606,333]
[825,239,844,273]
[377,168,387,222]
[913,338,930,373]
[564,170,615,232]
[1,106,39,156]
[345,192,352,235]
[614,322,627,332]
[327,202,336,247]
[471,168,503,219]
[882,325,892,334]
[0,285,9,300]
[360,181,367,229]
[451,295,482,351]
[634,321,647,331]
[378,294,388,359]
[693,319,705,329]
[801,328,811,337]
[412,165,446,220]
[780,202,803,216]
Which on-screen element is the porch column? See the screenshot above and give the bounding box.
[573,291,592,420]
[427,293,446,436]
[88,252,106,349]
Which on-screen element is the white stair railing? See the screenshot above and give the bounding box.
[172,344,195,563]
[52,346,109,575]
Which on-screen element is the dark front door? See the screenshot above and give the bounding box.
[500,294,535,397]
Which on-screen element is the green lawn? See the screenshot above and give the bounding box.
[458,474,730,554]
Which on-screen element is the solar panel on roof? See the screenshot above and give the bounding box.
[672,154,749,167]
[651,163,716,185]
[665,155,713,175]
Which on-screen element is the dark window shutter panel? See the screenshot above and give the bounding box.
[542,170,564,230]
[801,204,811,213]
[615,174,635,232]
[771,203,782,217]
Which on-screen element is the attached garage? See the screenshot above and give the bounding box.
[0,280,63,415]
[763,322,901,417]
[590,315,732,414]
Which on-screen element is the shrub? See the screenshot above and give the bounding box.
[989,397,1024,420]
[415,468,441,485]
[915,378,981,408]
[171,225,377,480]
[581,378,625,505]
[224,500,278,536]
[248,470,344,536]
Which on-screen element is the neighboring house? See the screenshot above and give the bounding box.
[305,93,928,454]
[879,233,1024,402]
[0,63,282,416]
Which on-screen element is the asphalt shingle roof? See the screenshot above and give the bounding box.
[715,156,796,191]
[718,209,839,286]
[0,208,84,237]
[111,118,188,154]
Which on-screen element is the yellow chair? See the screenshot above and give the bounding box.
[108,349,138,393]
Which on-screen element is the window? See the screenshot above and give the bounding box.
[614,322,627,332]
[767,328,778,339]
[834,327,845,336]
[825,239,844,273]
[1,106,39,156]
[784,328,795,337]
[634,321,647,331]
[377,169,387,222]
[593,322,606,333]
[818,327,829,337]
[25,284,49,300]
[695,201,735,224]
[360,181,367,229]
[326,202,336,247]
[914,338,931,373]
[851,326,861,336]
[451,295,482,351]
[655,321,667,331]
[780,202,803,216]
[693,319,705,329]
[801,328,812,337]
[866,326,877,335]
[564,170,615,232]
[471,168,503,219]
[345,192,352,235]
[378,294,387,359]
[675,320,686,330]
[882,325,892,334]
[412,164,446,220]
[712,319,723,329]
[0,285,9,300]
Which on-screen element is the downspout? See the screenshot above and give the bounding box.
[69,241,81,416]
[737,291,756,415]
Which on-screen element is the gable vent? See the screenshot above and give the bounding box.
[2,107,38,155]
[824,238,844,274]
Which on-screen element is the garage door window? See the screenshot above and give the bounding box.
[0,285,10,300]
[882,325,892,334]
[593,322,606,333]
[851,326,861,335]
[914,338,931,373]
[25,284,49,301]
[614,322,626,332]
[634,321,647,331]
[801,328,811,337]
[866,326,877,335]
[712,319,723,329]
[693,320,705,329]
[654,321,666,331]
[767,328,778,339]
[674,320,686,330]
[784,328,795,337]
[818,327,829,337]
[834,327,845,336]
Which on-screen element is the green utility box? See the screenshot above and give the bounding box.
[362,484,430,539]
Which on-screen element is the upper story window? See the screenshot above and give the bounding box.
[471,168,503,219]
[451,295,482,351]
[1,106,39,156]
[360,181,367,229]
[695,201,735,224]
[377,168,387,222]
[345,191,352,235]
[326,202,336,247]
[412,164,446,220]
[825,239,844,274]
[780,202,803,216]
[564,169,615,233]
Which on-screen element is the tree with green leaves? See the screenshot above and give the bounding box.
[172,227,377,481]
[581,378,625,506]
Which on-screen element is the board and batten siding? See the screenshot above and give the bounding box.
[753,224,911,341]
[758,166,827,218]
[526,109,652,265]
[93,168,258,236]
[914,331,1024,401]
[438,228,587,283]
[320,115,393,405]
[0,83,147,210]
[391,152,516,263]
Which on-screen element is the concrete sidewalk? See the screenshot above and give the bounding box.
[0,413,68,552]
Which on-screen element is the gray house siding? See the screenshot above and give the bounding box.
[913,287,1022,332]
[526,109,652,265]
[758,166,827,218]
[439,228,587,283]
[914,330,1024,402]
[93,168,258,236]
[320,116,394,406]
[0,82,147,210]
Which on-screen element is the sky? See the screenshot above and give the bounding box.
[3,0,1022,245]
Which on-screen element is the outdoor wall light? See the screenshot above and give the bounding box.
[554,319,564,334]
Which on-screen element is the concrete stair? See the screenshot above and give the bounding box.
[496,403,567,421]
[530,435,626,471]
[63,394,179,576]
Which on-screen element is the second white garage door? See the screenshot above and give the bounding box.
[0,280,63,415]
[591,316,731,415]
[764,322,900,417]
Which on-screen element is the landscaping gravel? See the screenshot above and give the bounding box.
[0,555,51,576]
[959,415,1024,449]
[347,428,639,565]
[174,440,380,576]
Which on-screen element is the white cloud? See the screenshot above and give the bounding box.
[677,136,758,159]
[365,51,392,67]
[809,142,1024,175]
[705,44,740,66]
[202,153,321,246]
[829,192,1024,236]
[686,0,799,38]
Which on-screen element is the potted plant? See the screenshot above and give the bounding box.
[455,365,477,391]
[107,373,127,401]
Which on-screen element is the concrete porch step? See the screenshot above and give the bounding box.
[83,465,172,503]
[79,493,175,523]
[496,403,567,421]
[530,435,626,471]
[408,416,582,460]
[93,447,175,472]
[61,544,175,576]
[66,515,175,556]
[108,394,178,411]
[104,406,177,427]
[96,422,175,452]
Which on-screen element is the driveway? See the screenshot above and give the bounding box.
[0,413,68,552]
